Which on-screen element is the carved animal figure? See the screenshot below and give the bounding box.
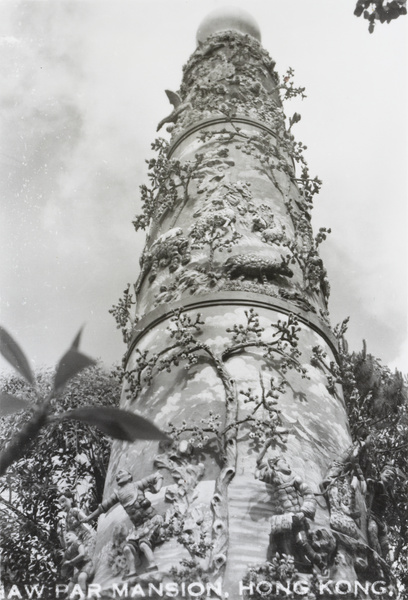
[152,227,183,245]
[262,223,287,245]
[137,229,191,289]
[157,90,191,131]
[224,254,293,283]
[191,206,236,242]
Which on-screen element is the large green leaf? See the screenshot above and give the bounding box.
[70,326,84,350]
[60,406,170,442]
[0,326,34,385]
[0,392,31,417]
[53,328,96,392]
[0,408,48,476]
[53,350,96,392]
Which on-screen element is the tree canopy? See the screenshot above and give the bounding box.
[354,0,407,32]
[335,331,408,595]
[0,365,121,588]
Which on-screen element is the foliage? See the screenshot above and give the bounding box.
[313,322,408,596]
[169,558,211,600]
[354,0,407,32]
[0,365,120,588]
[242,554,303,600]
[0,327,169,476]
[131,137,198,232]
[341,345,407,591]
[0,327,169,590]
[242,552,396,599]
[108,284,137,345]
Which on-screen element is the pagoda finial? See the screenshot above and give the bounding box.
[196,7,261,45]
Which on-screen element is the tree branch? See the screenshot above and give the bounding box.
[0,496,55,549]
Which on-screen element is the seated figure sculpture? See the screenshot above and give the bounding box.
[82,469,164,576]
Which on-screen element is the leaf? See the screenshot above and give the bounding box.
[53,350,96,393]
[0,392,31,417]
[0,326,34,385]
[70,326,85,350]
[53,328,96,392]
[60,406,171,442]
[0,408,48,476]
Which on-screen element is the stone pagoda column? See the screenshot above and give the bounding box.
[90,9,385,599]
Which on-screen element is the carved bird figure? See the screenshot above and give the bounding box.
[157,90,190,131]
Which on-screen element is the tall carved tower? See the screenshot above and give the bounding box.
[91,9,385,598]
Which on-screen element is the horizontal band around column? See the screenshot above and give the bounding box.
[125,290,338,367]
[167,115,280,159]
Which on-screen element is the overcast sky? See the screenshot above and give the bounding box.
[0,0,406,377]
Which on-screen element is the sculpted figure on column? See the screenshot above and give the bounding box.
[58,490,94,548]
[321,444,366,540]
[83,469,164,576]
[61,531,94,594]
[255,440,323,569]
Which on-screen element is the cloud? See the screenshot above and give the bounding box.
[0,0,406,375]
[321,238,407,367]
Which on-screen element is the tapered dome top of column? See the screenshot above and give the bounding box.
[196,7,261,45]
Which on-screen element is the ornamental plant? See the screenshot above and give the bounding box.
[0,326,169,477]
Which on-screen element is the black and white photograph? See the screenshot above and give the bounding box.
[0,1,407,599]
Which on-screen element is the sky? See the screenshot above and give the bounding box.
[0,0,407,377]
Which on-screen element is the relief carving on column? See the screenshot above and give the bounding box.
[319,445,400,583]
[255,440,328,572]
[136,227,191,291]
[57,491,97,594]
[321,445,366,541]
[171,31,281,138]
[154,441,212,562]
[83,469,166,579]
[94,10,408,596]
